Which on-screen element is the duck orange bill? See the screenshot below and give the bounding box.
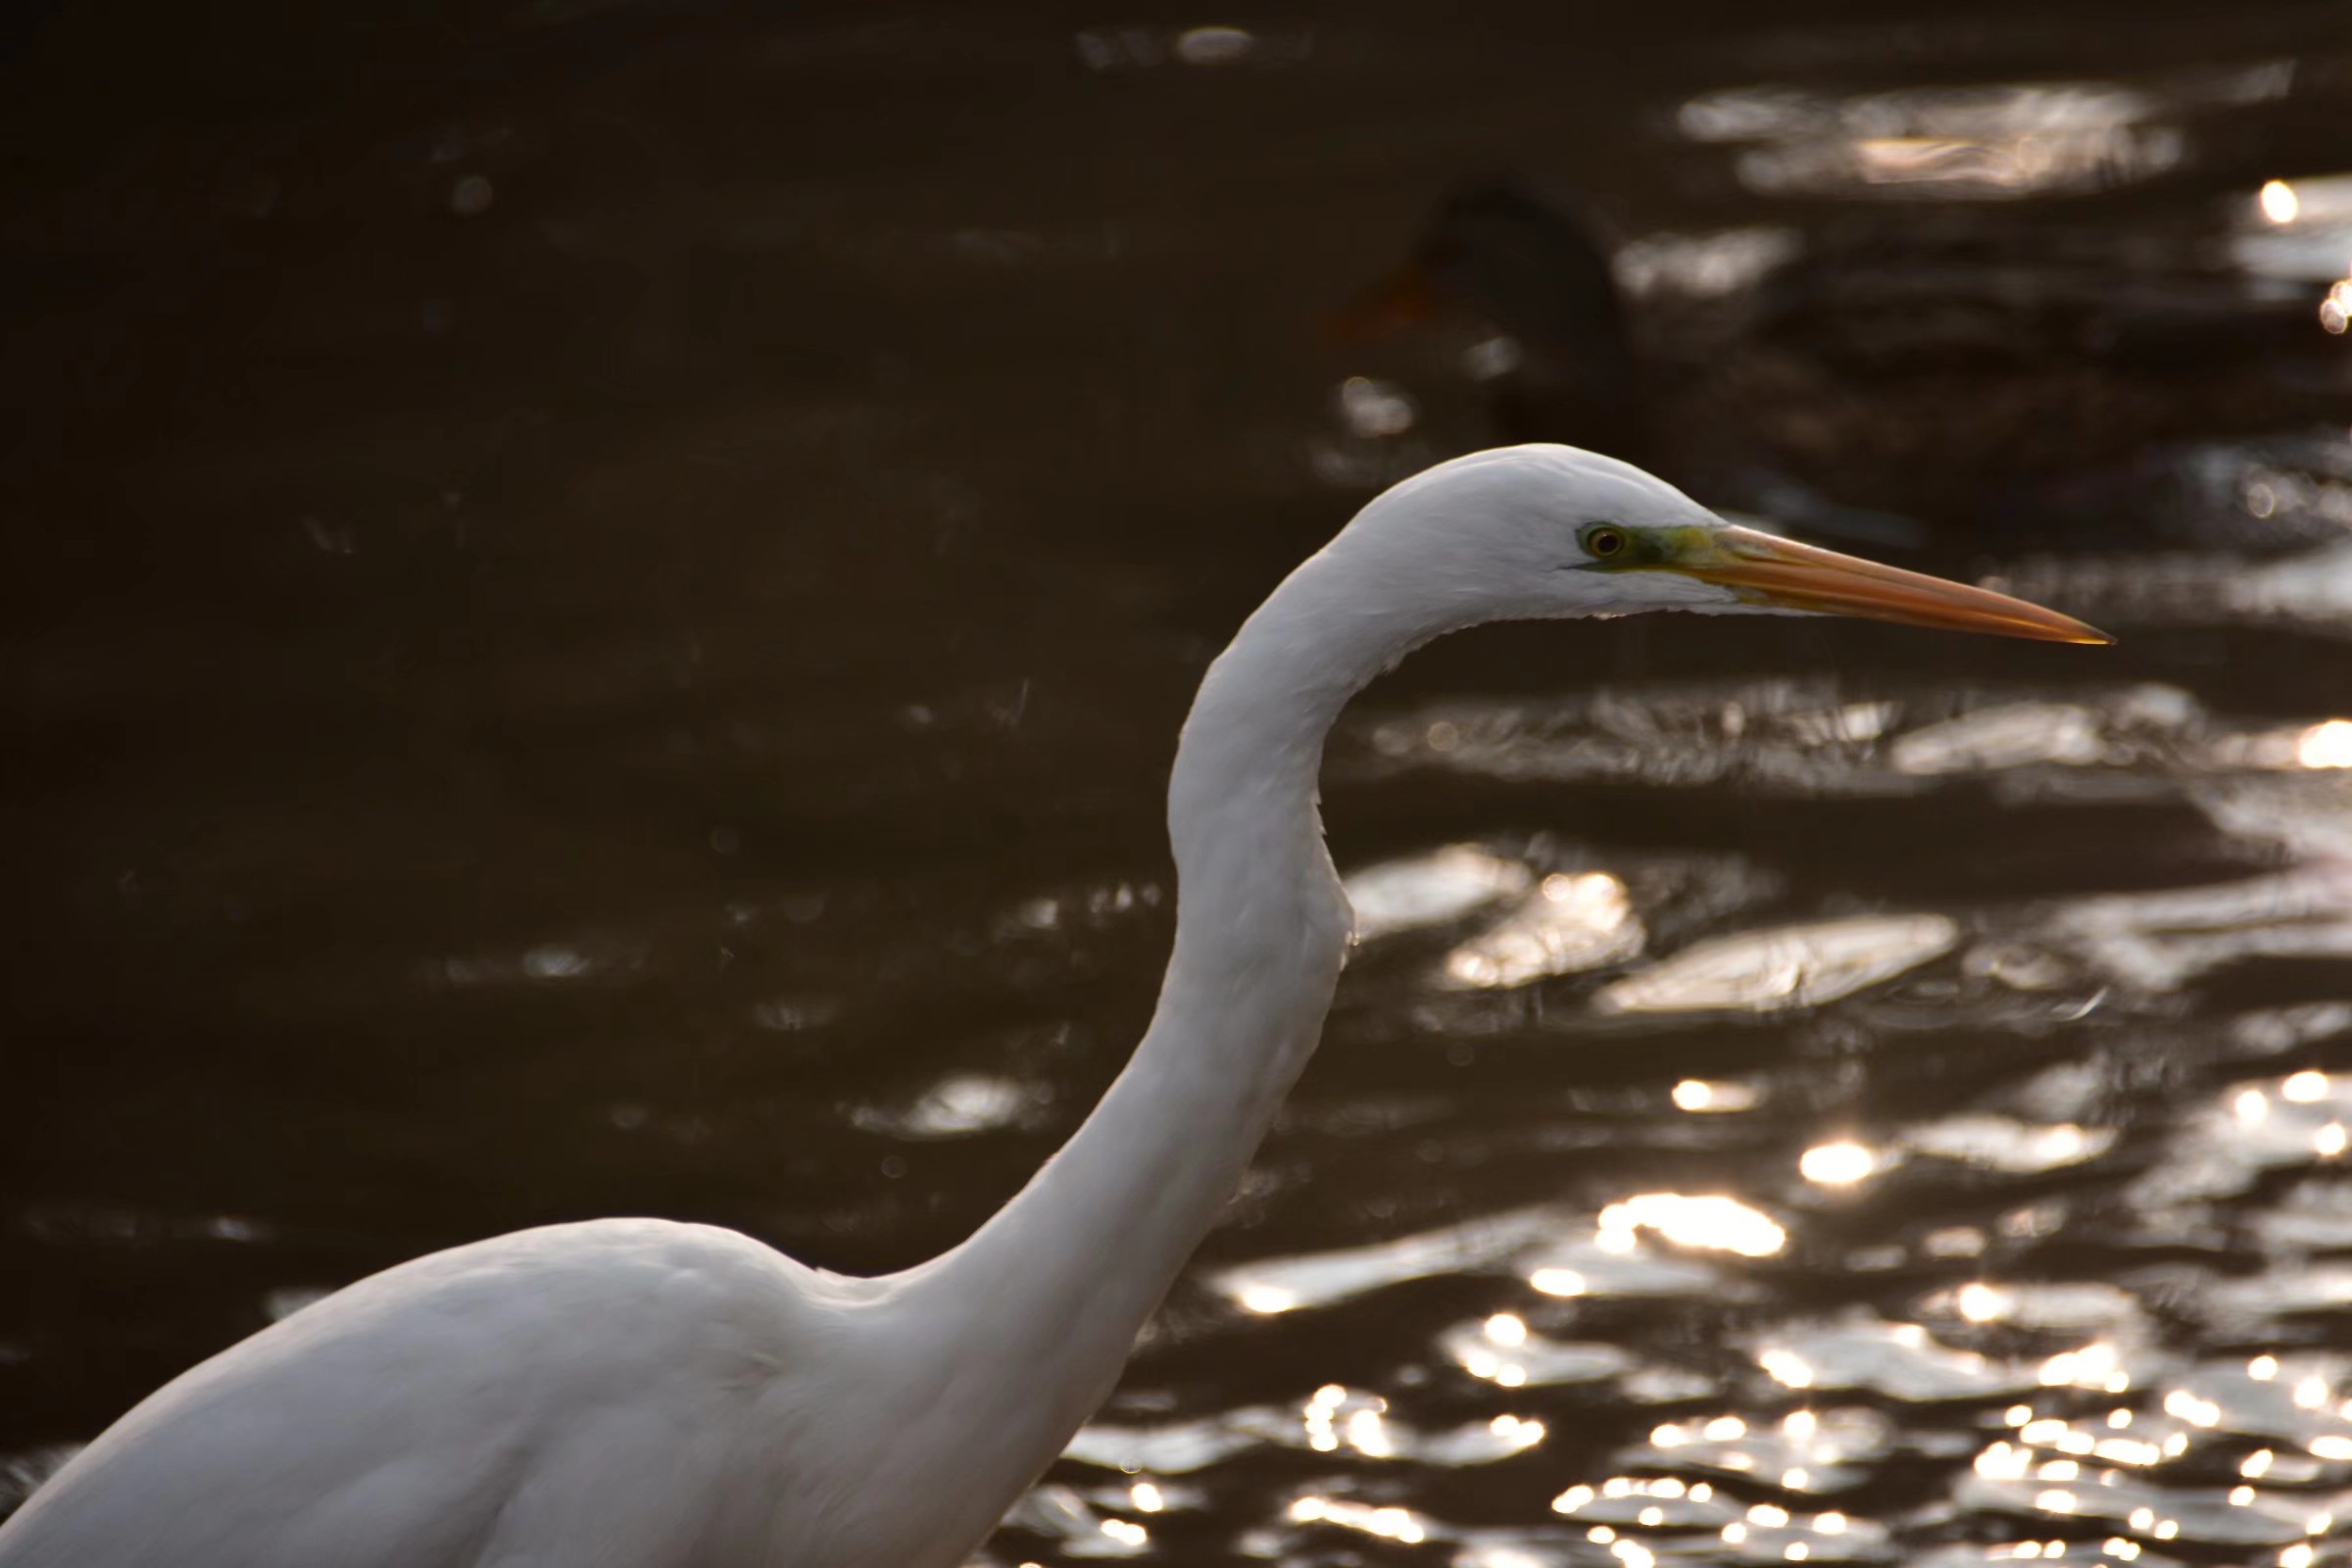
[1321,261,1443,345]
[1687,525,2113,645]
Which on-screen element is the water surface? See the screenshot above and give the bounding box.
[7,4,2352,1564]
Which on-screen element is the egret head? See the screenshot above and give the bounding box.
[1348,444,2110,645]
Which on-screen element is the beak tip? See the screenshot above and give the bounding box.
[2006,616,2112,647]
[1699,527,2120,649]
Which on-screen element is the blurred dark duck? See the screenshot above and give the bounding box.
[1338,180,2352,548]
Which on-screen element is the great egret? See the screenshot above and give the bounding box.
[0,445,2104,1568]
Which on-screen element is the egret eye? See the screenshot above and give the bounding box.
[1582,523,1630,562]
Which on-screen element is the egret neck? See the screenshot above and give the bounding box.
[888,532,1425,1510]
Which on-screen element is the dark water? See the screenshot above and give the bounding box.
[9,3,2352,1563]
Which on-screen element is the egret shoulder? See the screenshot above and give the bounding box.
[0,1220,869,1568]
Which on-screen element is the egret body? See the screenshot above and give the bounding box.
[0,446,2104,1568]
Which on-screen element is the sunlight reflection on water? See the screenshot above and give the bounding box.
[1681,79,2191,199]
[1042,639,2352,1567]
[1596,914,1958,1015]
[1342,845,1534,941]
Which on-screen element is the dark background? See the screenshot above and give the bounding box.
[9,3,2352,1562]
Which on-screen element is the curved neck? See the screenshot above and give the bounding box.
[870,536,1435,1523]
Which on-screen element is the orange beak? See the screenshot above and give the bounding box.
[1683,525,2111,645]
